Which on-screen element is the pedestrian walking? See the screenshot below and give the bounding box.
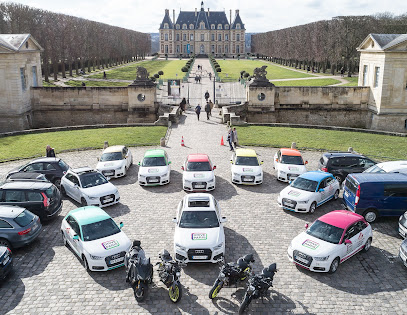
[103,71,107,79]
[195,104,201,121]
[208,99,214,116]
[198,65,200,70]
[227,128,234,151]
[195,75,199,83]
[198,75,201,83]
[204,91,210,102]
[46,145,56,157]
[340,67,345,77]
[205,102,211,120]
[233,127,238,148]
[179,97,186,113]
[307,66,310,73]
[209,72,212,80]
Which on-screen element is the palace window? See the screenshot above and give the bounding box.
[176,45,180,53]
[169,44,172,53]
[218,45,222,53]
[165,45,168,53]
[201,34,204,41]
[218,34,222,41]
[362,65,368,86]
[225,25,229,29]
[211,24,215,30]
[182,24,187,29]
[236,23,241,29]
[20,67,26,90]
[165,34,168,41]
[236,45,240,54]
[183,34,186,41]
[164,23,169,29]
[218,24,222,30]
[190,45,194,52]
[236,34,240,41]
[176,34,180,41]
[225,34,229,41]
[200,22,205,29]
[225,45,228,53]
[190,24,194,29]
[190,34,194,41]
[176,24,180,30]
[169,33,172,40]
[184,45,187,53]
[211,34,215,41]
[211,45,215,53]
[161,33,164,40]
[374,67,380,88]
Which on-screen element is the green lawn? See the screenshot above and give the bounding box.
[42,81,57,87]
[272,78,341,86]
[216,60,315,81]
[65,80,129,87]
[0,127,167,161]
[340,77,359,87]
[88,60,187,81]
[235,126,406,160]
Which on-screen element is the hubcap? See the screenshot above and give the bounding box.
[332,260,338,272]
[310,204,316,213]
[365,212,376,222]
[365,239,371,251]
[334,191,339,199]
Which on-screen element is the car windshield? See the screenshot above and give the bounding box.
[186,161,211,171]
[281,155,304,165]
[235,156,259,166]
[142,156,166,167]
[100,152,123,162]
[81,218,120,241]
[58,160,69,171]
[14,210,35,227]
[364,165,385,173]
[79,172,108,188]
[306,220,344,244]
[291,177,318,192]
[179,211,219,228]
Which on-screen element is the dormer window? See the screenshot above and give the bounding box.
[190,24,194,29]
[236,23,241,29]
[182,24,187,29]
[217,24,222,30]
[225,25,229,30]
[176,24,180,29]
[200,22,205,29]
[164,23,169,29]
[25,42,29,49]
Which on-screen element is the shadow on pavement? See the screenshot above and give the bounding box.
[212,175,237,201]
[237,172,286,194]
[112,165,138,186]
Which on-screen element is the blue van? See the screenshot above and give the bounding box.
[343,173,407,223]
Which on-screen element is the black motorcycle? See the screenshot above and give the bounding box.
[125,240,153,302]
[238,263,277,314]
[209,254,255,299]
[156,249,186,303]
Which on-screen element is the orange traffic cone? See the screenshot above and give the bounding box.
[220,136,224,146]
[181,136,185,146]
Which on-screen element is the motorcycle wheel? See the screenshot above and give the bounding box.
[238,293,252,314]
[134,282,148,302]
[168,283,182,303]
[209,279,223,299]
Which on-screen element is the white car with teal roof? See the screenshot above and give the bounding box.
[138,149,171,186]
[61,206,131,271]
[278,171,340,213]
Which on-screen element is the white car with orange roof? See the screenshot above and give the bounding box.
[274,148,308,182]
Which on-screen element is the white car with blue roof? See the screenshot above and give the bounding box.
[61,206,131,271]
[278,171,340,213]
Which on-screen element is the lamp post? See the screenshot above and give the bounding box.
[213,72,216,105]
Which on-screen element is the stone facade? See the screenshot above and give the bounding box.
[159,2,245,58]
[0,34,43,132]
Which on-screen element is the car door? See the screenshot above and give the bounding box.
[65,216,81,255]
[383,184,407,216]
[324,176,336,199]
[341,223,360,259]
[64,174,81,202]
[316,179,328,204]
[354,220,369,250]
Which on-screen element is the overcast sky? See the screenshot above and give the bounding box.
[2,0,407,33]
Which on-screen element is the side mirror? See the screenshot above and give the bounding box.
[138,162,141,166]
[230,160,233,164]
[213,166,216,170]
[345,239,352,245]
[319,188,325,192]
[305,223,309,229]
[220,217,227,223]
[119,222,123,229]
[97,157,100,161]
[181,166,184,171]
[73,235,79,240]
[106,177,111,181]
[305,161,308,165]
[261,161,264,165]
[289,180,293,184]
[275,158,278,162]
[172,217,177,223]
[168,161,172,165]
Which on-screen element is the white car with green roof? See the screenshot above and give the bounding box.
[61,206,131,271]
[138,149,171,186]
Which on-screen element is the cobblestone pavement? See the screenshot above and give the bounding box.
[1,106,407,314]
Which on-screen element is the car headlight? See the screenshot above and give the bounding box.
[184,180,191,184]
[89,254,104,260]
[208,178,215,183]
[298,200,309,204]
[87,195,99,200]
[255,173,262,177]
[213,242,223,251]
[116,166,124,170]
[113,189,119,195]
[139,175,146,179]
[279,171,286,175]
[233,172,240,177]
[175,243,187,251]
[314,256,330,261]
[162,173,168,177]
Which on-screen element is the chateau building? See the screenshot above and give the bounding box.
[159,1,245,58]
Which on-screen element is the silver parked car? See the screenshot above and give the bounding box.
[0,205,42,249]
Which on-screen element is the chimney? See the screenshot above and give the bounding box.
[195,8,197,16]
[230,10,232,24]
[235,9,239,16]
[207,8,210,17]
[165,9,169,16]
[173,9,175,24]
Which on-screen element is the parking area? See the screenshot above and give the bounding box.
[1,110,407,314]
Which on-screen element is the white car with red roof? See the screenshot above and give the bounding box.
[182,154,216,192]
[287,210,373,273]
[274,148,308,182]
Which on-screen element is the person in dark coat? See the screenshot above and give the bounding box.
[179,97,187,112]
[227,128,234,151]
[204,91,210,102]
[195,104,201,121]
[46,145,56,157]
[205,102,211,120]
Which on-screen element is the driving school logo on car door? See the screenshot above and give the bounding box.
[102,240,120,250]
[191,233,207,240]
[302,239,320,250]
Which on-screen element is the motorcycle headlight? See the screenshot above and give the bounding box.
[89,254,103,260]
[175,243,187,252]
[219,272,226,278]
[249,285,255,291]
[314,256,330,261]
[213,242,223,251]
[176,272,181,277]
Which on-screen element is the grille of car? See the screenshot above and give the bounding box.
[146,176,161,184]
[100,194,115,205]
[293,250,313,267]
[187,248,212,260]
[105,251,126,267]
[241,175,255,183]
[192,182,207,189]
[282,198,297,209]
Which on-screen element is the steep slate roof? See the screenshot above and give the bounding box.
[231,12,245,30]
[160,11,174,29]
[359,33,407,51]
[176,10,230,28]
[0,34,43,52]
[176,11,198,27]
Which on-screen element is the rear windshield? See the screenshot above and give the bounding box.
[345,176,358,195]
[186,161,212,172]
[45,185,58,198]
[14,210,35,227]
[58,160,69,171]
[281,155,304,165]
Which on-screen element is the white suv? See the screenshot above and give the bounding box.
[173,194,226,264]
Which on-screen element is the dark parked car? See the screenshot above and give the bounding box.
[0,181,62,221]
[6,157,70,188]
[318,152,376,184]
[6,172,49,183]
[0,246,13,280]
[0,205,42,249]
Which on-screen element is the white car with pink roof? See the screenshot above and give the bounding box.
[287,210,373,273]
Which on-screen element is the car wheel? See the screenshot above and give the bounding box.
[334,175,343,184]
[53,178,61,188]
[83,255,90,271]
[363,209,378,223]
[60,185,66,196]
[328,257,340,274]
[334,190,339,200]
[309,202,317,214]
[61,231,67,247]
[81,198,88,207]
[362,237,372,252]
[0,238,11,249]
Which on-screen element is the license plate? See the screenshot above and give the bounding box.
[295,256,308,264]
[110,257,124,264]
[243,178,252,182]
[104,198,114,203]
[192,255,207,260]
[105,172,114,176]
[149,179,159,183]
[195,185,205,188]
[3,256,10,265]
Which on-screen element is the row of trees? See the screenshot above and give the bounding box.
[251,13,407,76]
[0,2,151,81]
